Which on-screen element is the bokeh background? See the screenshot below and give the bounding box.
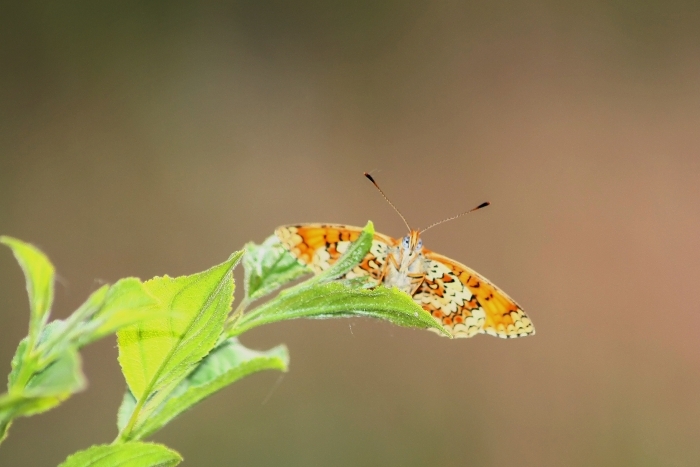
[2,1,700,466]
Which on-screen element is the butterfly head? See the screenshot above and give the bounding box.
[401,230,423,252]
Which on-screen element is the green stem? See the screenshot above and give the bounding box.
[226,288,301,337]
[225,271,331,338]
[8,351,41,395]
[224,298,251,334]
[0,392,20,411]
[114,395,147,444]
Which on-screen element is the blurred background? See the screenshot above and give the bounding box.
[1,1,699,466]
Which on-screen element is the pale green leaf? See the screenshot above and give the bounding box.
[23,349,86,398]
[117,255,239,398]
[243,236,310,301]
[232,281,450,337]
[34,288,108,359]
[1,236,55,344]
[0,417,9,443]
[58,442,181,467]
[0,393,62,443]
[65,285,110,330]
[8,320,68,388]
[1,339,85,442]
[84,278,160,344]
[122,338,288,440]
[117,251,242,439]
[117,390,137,432]
[6,337,30,390]
[37,279,160,352]
[0,393,63,419]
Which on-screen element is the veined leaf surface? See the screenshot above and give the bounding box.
[1,236,55,345]
[58,442,181,467]
[243,236,310,301]
[117,251,242,439]
[118,338,288,439]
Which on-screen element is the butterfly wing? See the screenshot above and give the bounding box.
[275,224,395,280]
[275,224,535,339]
[418,250,535,338]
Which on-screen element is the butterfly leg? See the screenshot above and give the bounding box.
[378,252,400,283]
[404,252,425,294]
[408,273,426,296]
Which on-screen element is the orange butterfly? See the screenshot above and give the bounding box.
[275,174,534,338]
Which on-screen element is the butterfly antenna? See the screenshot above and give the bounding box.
[363,172,412,231]
[420,202,490,234]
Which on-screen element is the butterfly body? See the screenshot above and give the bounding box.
[375,229,427,295]
[275,224,535,339]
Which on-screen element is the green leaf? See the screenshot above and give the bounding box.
[7,336,31,390]
[117,251,242,440]
[37,279,160,354]
[84,278,160,344]
[1,236,55,344]
[243,235,310,301]
[119,338,288,439]
[0,240,167,447]
[32,288,109,361]
[1,325,86,442]
[58,442,181,467]
[0,417,10,443]
[0,393,62,443]
[1,278,159,445]
[23,348,86,398]
[0,392,63,419]
[65,285,110,330]
[232,281,451,337]
[117,390,137,433]
[8,320,70,390]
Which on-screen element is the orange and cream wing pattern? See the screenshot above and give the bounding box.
[274,224,393,280]
[275,224,534,339]
[420,251,534,338]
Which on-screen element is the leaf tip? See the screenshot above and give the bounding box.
[0,236,24,250]
[227,249,245,265]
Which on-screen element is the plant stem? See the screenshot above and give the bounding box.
[224,298,250,334]
[0,392,19,411]
[114,395,146,444]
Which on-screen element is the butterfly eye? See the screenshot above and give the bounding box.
[401,236,410,249]
[415,239,423,250]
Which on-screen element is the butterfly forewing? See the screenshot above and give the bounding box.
[275,224,391,280]
[423,251,534,338]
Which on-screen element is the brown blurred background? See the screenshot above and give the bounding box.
[1,1,699,466]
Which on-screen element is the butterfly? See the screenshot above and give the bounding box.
[275,173,534,339]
